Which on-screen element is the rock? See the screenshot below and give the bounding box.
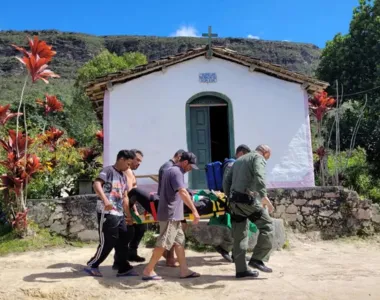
[50,221,67,235]
[319,210,334,218]
[297,214,303,222]
[285,213,298,222]
[247,219,285,251]
[301,207,312,215]
[286,204,298,214]
[51,212,64,220]
[276,205,286,213]
[69,223,85,234]
[324,192,339,198]
[54,205,64,213]
[78,230,99,241]
[309,199,321,206]
[303,191,313,199]
[372,204,380,224]
[331,212,342,219]
[291,190,298,197]
[294,199,307,206]
[356,209,371,220]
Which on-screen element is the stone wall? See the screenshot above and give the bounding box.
[27,186,380,242]
[268,186,379,238]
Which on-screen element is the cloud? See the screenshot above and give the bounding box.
[172,26,199,37]
[247,34,260,39]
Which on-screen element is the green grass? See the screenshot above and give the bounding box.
[0,223,88,256]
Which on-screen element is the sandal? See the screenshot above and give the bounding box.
[142,274,163,281]
[180,272,200,279]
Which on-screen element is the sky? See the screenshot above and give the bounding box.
[0,0,360,48]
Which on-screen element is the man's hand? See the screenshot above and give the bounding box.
[125,215,133,225]
[261,196,274,213]
[103,199,114,211]
[133,204,139,216]
[192,211,200,225]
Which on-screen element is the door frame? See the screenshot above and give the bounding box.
[185,91,235,189]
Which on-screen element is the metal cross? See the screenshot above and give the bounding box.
[202,26,218,59]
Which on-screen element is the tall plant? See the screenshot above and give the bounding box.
[0,36,60,236]
[309,91,336,186]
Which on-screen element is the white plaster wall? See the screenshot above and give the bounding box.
[105,56,314,188]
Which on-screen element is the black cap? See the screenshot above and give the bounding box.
[179,151,199,169]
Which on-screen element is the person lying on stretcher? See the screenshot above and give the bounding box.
[128,188,227,218]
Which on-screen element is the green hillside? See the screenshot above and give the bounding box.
[0,30,322,106]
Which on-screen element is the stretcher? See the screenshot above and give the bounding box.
[128,188,228,224]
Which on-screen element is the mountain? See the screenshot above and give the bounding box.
[0,30,322,106]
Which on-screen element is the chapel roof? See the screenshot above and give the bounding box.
[84,46,329,120]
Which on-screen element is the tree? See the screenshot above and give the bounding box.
[316,0,380,176]
[76,50,147,86]
[67,50,147,145]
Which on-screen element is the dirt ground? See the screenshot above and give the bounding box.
[0,233,379,300]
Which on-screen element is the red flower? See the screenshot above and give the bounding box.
[0,130,34,158]
[0,154,41,196]
[42,127,64,151]
[36,94,63,114]
[12,36,56,61]
[80,148,100,163]
[96,130,104,143]
[65,138,77,147]
[17,154,41,178]
[12,209,29,231]
[0,104,23,126]
[12,36,60,84]
[0,175,24,195]
[309,91,336,121]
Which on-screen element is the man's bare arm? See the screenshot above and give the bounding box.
[178,188,200,224]
[123,191,133,225]
[93,180,113,210]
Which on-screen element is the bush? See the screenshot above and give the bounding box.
[327,147,380,203]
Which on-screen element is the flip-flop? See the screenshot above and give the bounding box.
[142,275,163,281]
[180,272,201,279]
[116,269,139,277]
[84,267,103,277]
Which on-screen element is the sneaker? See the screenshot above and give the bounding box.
[236,270,259,278]
[248,259,273,273]
[214,246,233,263]
[116,265,139,277]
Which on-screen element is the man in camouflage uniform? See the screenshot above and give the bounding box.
[223,144,274,278]
[214,144,252,263]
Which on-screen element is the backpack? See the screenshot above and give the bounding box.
[205,158,235,192]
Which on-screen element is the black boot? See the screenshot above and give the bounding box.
[248,259,273,273]
[236,270,259,278]
[214,246,233,263]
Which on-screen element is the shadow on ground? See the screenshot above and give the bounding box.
[23,256,267,290]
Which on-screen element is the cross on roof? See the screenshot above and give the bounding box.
[202,26,218,59]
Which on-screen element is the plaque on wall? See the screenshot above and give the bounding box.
[199,73,217,83]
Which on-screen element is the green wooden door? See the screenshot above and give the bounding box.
[189,107,211,189]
